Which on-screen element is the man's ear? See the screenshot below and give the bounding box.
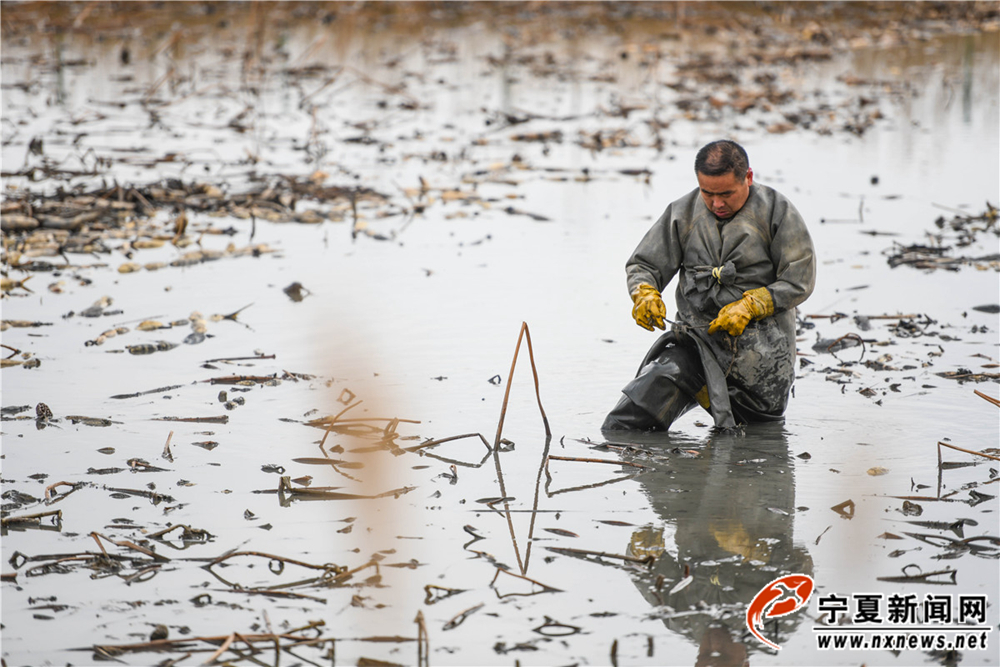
[746,167,754,186]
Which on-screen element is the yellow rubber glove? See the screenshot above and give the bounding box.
[695,385,710,410]
[631,284,666,331]
[708,287,774,336]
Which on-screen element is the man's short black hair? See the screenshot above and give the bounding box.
[695,140,750,180]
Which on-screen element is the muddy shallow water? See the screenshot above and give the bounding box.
[2,3,999,666]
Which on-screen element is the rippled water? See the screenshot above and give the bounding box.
[2,5,998,666]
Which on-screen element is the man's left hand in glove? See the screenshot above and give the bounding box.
[708,286,774,336]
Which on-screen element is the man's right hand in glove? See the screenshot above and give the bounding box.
[631,284,666,331]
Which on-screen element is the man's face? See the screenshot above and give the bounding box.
[696,168,753,220]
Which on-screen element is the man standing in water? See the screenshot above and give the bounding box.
[603,140,816,431]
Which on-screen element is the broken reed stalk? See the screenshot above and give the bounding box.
[121,564,162,584]
[316,400,363,446]
[44,480,77,500]
[89,532,110,557]
[937,441,1000,462]
[406,432,491,453]
[0,509,62,526]
[415,610,429,667]
[162,430,174,461]
[91,531,170,562]
[492,321,551,448]
[974,389,1000,408]
[204,633,236,665]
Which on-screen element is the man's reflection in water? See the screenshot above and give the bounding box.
[615,423,814,666]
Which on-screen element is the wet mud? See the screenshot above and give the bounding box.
[2,3,999,666]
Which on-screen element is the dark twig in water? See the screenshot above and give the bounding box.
[827,332,865,359]
[205,374,280,385]
[102,485,176,503]
[490,566,562,598]
[310,400,362,446]
[405,432,491,453]
[885,495,963,503]
[806,313,920,320]
[277,475,414,501]
[146,524,213,542]
[121,564,162,584]
[44,480,81,502]
[442,603,484,631]
[547,455,647,469]
[154,415,228,424]
[110,383,187,399]
[84,625,317,659]
[208,550,346,573]
[212,587,327,603]
[203,354,276,363]
[545,546,655,567]
[219,302,254,321]
[0,509,62,527]
[877,565,957,585]
[544,454,642,497]
[545,472,641,497]
[91,531,170,562]
[521,434,553,574]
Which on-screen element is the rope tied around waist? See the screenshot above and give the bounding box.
[693,261,737,287]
